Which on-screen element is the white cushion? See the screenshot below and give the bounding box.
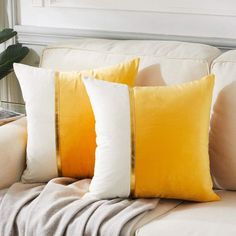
[83,78,131,199]
[0,118,27,189]
[14,64,58,183]
[136,191,236,236]
[210,51,236,190]
[41,39,221,86]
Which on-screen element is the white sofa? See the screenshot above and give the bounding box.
[1,39,236,235]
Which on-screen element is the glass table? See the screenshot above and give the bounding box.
[1,101,25,114]
[0,101,25,126]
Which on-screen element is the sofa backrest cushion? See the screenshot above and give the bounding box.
[40,39,221,86]
[210,51,236,190]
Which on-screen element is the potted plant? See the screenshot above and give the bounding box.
[0,28,29,80]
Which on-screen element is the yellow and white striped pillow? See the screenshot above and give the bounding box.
[14,58,139,183]
[83,75,220,202]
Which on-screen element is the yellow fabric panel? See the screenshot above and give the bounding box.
[133,75,219,202]
[56,58,139,178]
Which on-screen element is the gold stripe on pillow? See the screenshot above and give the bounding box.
[54,72,62,177]
[129,88,136,196]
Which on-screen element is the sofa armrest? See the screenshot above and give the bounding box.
[0,117,27,189]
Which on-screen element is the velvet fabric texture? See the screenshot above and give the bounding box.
[83,75,219,202]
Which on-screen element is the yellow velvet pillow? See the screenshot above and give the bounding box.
[83,75,220,202]
[56,58,139,179]
[14,58,139,183]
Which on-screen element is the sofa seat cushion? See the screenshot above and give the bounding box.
[136,191,236,236]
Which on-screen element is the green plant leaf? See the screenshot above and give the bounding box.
[0,28,17,44]
[0,44,29,80]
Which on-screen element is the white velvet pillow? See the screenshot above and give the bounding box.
[84,78,132,198]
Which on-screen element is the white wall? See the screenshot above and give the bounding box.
[18,0,236,39]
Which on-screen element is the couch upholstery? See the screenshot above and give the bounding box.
[137,191,236,236]
[40,39,221,87]
[1,39,236,235]
[0,117,27,189]
[210,52,236,190]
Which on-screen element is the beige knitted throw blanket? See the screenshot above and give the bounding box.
[0,178,179,236]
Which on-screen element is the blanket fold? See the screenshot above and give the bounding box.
[0,178,180,236]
